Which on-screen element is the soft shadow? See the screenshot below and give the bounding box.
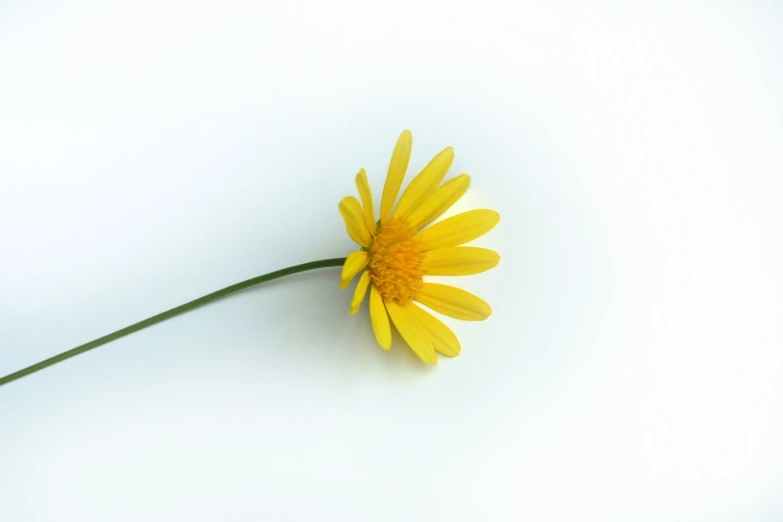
[238,269,438,380]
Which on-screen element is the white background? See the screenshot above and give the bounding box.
[1,1,782,520]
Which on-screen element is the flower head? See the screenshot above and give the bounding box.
[339,130,500,363]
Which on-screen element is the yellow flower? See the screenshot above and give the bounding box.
[338,130,500,363]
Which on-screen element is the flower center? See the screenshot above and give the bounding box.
[368,218,423,303]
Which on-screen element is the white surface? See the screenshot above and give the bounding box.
[1,1,782,520]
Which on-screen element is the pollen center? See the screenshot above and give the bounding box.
[368,218,423,303]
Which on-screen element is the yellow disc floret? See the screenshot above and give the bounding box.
[368,218,423,303]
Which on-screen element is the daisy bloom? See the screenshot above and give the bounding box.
[338,130,500,363]
[0,130,500,388]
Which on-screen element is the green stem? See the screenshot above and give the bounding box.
[0,257,346,388]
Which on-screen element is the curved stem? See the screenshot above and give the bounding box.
[0,257,346,388]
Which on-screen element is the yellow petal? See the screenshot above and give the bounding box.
[350,271,371,314]
[407,303,461,356]
[380,130,413,222]
[340,251,369,288]
[408,174,470,230]
[394,146,454,220]
[417,209,500,251]
[369,285,392,349]
[385,301,437,363]
[339,197,372,247]
[421,247,500,276]
[355,168,376,235]
[416,283,492,321]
